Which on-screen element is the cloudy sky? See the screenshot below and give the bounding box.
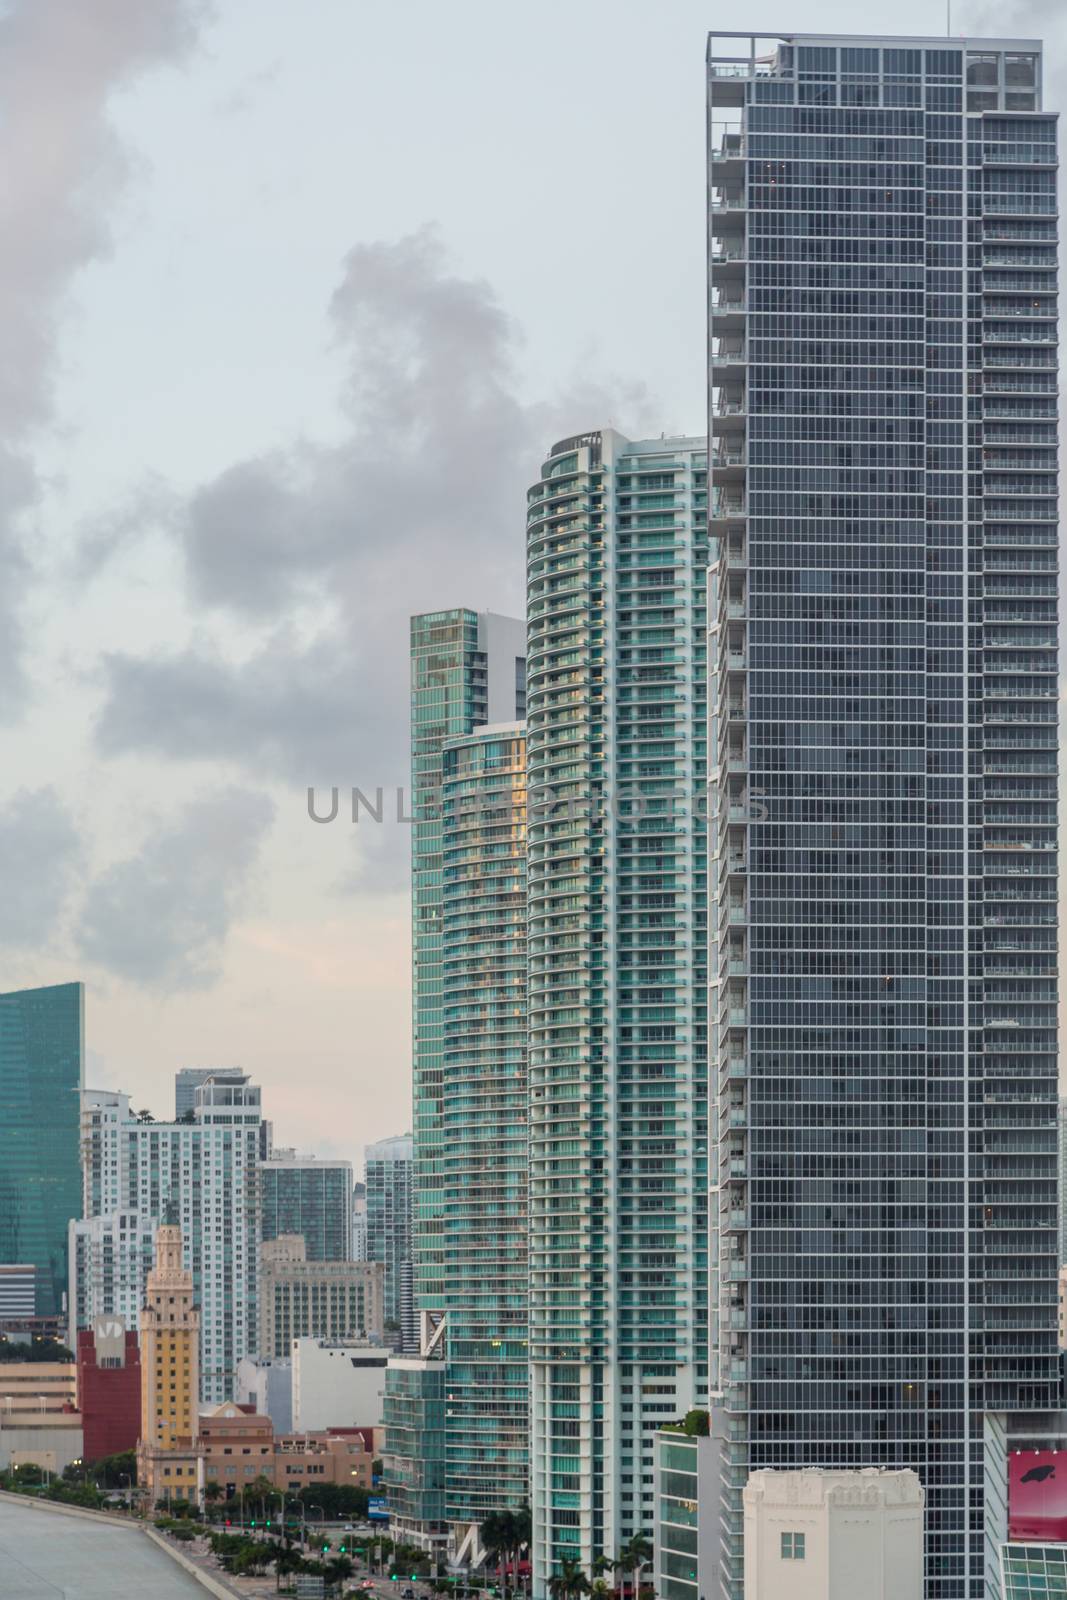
[0,0,1060,1167]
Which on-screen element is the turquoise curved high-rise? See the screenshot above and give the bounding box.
[525,431,709,1588]
[441,721,528,1527]
[0,982,84,1318]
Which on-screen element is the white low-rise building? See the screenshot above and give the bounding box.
[743,1468,924,1600]
[291,1337,389,1432]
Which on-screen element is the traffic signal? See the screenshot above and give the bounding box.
[266,1518,271,1527]
[251,1518,257,1528]
[225,1519,232,1528]
[340,1543,347,1553]
[322,1541,332,1554]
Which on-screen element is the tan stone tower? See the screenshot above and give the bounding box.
[136,1222,203,1510]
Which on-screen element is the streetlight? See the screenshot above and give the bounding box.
[286,1496,305,1542]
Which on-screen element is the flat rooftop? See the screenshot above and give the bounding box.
[0,1497,208,1599]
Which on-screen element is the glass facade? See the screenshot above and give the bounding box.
[655,1434,702,1600]
[0,982,84,1316]
[707,32,1059,1600]
[526,431,708,1586]
[260,1158,353,1261]
[409,610,526,1313]
[1002,1543,1067,1598]
[365,1134,414,1331]
[391,609,526,1546]
[382,1359,448,1536]
[440,723,528,1522]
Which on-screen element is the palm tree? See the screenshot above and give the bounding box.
[590,1554,614,1596]
[269,1540,304,1592]
[480,1510,510,1593]
[548,1557,590,1600]
[326,1554,355,1594]
[245,1472,275,1529]
[614,1535,652,1600]
[480,1503,532,1595]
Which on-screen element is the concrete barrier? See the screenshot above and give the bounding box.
[143,1524,240,1599]
[0,1485,133,1527]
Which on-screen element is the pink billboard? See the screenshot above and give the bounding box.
[1009,1450,1067,1542]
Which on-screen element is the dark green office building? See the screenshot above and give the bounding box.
[0,982,85,1317]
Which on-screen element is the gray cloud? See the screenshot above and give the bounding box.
[93,227,656,790]
[0,787,83,947]
[76,786,275,989]
[72,473,180,580]
[0,0,209,714]
[96,633,388,785]
[182,226,533,619]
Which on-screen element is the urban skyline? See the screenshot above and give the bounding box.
[0,10,1063,1600]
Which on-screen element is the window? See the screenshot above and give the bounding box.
[781,1532,806,1561]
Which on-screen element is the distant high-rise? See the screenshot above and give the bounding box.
[1058,1099,1067,1267]
[365,1134,414,1332]
[385,609,527,1555]
[409,609,526,1310]
[0,982,84,1316]
[706,30,1059,1600]
[260,1152,353,1261]
[174,1066,246,1120]
[525,430,709,1583]
[77,1075,262,1403]
[352,1181,368,1262]
[440,719,528,1532]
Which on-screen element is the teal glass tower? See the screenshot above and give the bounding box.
[441,721,528,1526]
[525,431,709,1586]
[0,982,85,1317]
[386,609,527,1552]
[409,610,526,1315]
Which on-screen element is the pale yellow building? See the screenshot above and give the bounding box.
[136,1223,203,1510]
[259,1234,384,1358]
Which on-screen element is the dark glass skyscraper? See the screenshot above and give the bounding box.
[260,1155,353,1261]
[707,32,1059,1600]
[0,982,85,1316]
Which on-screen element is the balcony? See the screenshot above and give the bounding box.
[711,343,747,370]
